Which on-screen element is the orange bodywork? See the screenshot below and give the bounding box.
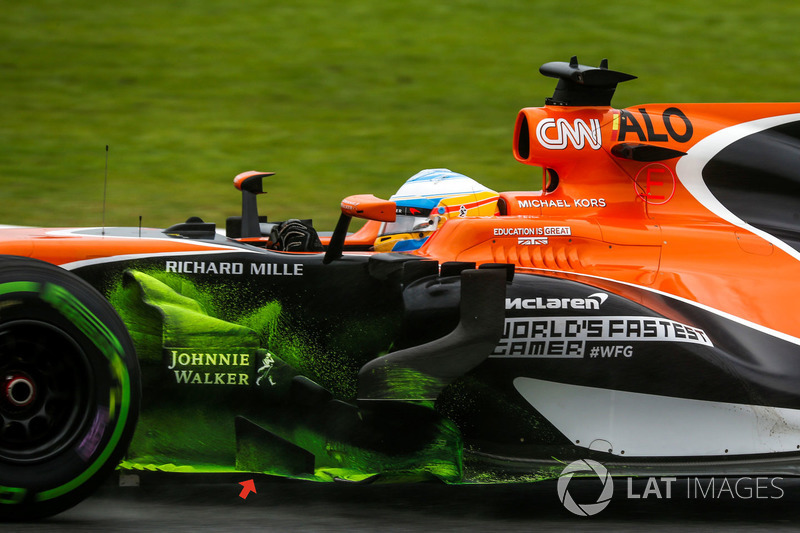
[417,103,800,340]
[318,220,383,248]
[0,227,238,266]
[2,102,798,343]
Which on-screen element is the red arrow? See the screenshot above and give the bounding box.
[238,479,256,500]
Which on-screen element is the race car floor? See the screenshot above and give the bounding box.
[6,474,800,531]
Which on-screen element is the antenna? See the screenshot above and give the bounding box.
[102,145,109,236]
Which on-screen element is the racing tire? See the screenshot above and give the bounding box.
[0,256,140,520]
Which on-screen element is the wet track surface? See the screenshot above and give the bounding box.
[7,474,800,531]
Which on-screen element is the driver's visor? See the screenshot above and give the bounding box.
[381,215,439,236]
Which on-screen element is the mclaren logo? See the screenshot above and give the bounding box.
[506,292,609,311]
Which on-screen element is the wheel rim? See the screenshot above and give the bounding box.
[0,320,92,463]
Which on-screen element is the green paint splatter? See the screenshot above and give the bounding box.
[107,268,472,484]
[381,366,444,401]
[238,302,282,345]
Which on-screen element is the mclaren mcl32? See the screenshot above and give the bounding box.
[2,57,800,519]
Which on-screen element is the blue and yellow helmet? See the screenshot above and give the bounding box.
[374,169,498,252]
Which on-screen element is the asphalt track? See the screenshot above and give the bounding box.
[6,474,800,532]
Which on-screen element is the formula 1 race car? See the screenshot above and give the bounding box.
[3,56,800,519]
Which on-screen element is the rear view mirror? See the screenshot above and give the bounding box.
[233,171,275,238]
[325,194,396,264]
[340,195,396,222]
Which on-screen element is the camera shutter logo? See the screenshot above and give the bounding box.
[557,459,614,516]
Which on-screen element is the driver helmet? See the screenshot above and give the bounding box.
[374,169,498,252]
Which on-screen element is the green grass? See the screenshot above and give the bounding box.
[3,0,800,229]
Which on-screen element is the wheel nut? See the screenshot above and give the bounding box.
[4,375,36,407]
